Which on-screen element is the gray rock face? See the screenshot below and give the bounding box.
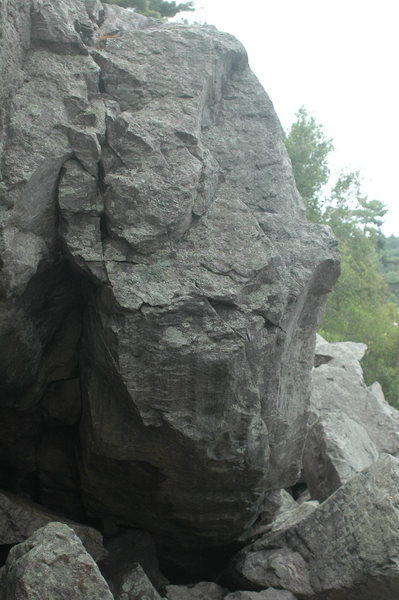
[1,522,113,599]
[303,335,399,500]
[0,490,105,561]
[0,0,339,546]
[228,454,399,600]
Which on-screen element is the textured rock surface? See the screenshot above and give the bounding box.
[166,581,225,600]
[110,562,161,600]
[0,0,339,547]
[225,591,298,600]
[303,335,399,500]
[228,454,399,599]
[1,522,113,599]
[237,489,316,543]
[0,490,105,561]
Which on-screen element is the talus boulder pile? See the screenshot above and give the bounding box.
[228,454,399,600]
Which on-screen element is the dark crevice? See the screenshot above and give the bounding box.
[98,72,107,94]
[0,545,13,567]
[314,354,334,368]
[156,540,242,585]
[290,481,308,501]
[98,159,107,192]
[30,39,88,56]
[257,315,286,334]
[100,213,109,244]
[0,153,101,526]
[73,19,94,45]
[206,297,237,319]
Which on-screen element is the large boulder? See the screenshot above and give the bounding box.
[303,335,399,500]
[228,454,399,600]
[0,0,339,546]
[1,522,113,599]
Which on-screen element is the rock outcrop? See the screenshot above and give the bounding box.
[0,0,339,552]
[303,335,399,500]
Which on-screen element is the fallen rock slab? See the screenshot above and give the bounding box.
[303,335,399,500]
[228,454,399,599]
[312,336,399,455]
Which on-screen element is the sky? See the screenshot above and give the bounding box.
[178,0,399,236]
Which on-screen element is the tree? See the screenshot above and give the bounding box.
[285,106,333,222]
[285,108,387,240]
[102,0,194,19]
[285,107,399,406]
[353,198,387,234]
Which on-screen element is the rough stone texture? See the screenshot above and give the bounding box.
[1,522,113,599]
[237,489,312,543]
[166,581,225,600]
[110,562,161,600]
[0,0,339,547]
[225,591,298,600]
[0,489,106,561]
[303,335,399,500]
[228,454,399,600]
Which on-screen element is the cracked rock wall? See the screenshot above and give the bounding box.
[0,0,339,546]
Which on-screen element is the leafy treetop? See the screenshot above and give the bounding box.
[285,107,399,407]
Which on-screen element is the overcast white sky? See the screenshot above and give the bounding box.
[180,0,399,236]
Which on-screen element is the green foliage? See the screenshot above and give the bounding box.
[380,235,399,303]
[285,106,333,222]
[286,107,399,406]
[102,0,194,19]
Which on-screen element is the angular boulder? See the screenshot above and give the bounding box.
[304,335,399,500]
[110,562,161,600]
[1,522,113,599]
[0,0,339,546]
[228,454,399,600]
[0,489,105,561]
